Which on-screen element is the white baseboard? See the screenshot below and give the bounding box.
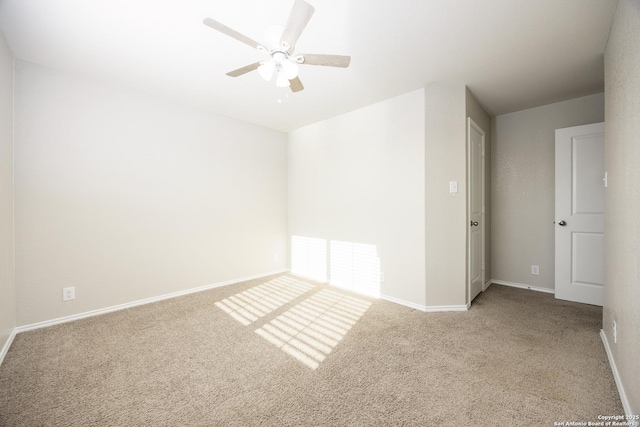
[0,328,17,366]
[288,273,469,313]
[423,304,469,313]
[600,330,632,416]
[288,271,327,284]
[482,279,492,292]
[491,279,554,294]
[16,270,289,334]
[287,271,470,313]
[380,294,428,311]
[287,272,382,301]
[380,294,468,313]
[326,282,380,299]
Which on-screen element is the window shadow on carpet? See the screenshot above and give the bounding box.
[216,275,371,369]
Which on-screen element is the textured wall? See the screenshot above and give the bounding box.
[0,34,15,355]
[603,0,640,414]
[14,61,288,326]
[491,94,604,290]
[288,89,426,307]
[424,83,467,307]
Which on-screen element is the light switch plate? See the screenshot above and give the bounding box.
[449,181,458,193]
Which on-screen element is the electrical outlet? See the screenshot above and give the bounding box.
[531,265,539,275]
[613,321,617,344]
[274,253,279,262]
[63,287,75,301]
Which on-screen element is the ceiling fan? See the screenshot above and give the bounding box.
[203,0,351,92]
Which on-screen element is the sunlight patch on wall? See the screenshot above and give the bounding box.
[330,240,381,297]
[291,235,382,298]
[291,236,327,282]
[214,276,315,325]
[255,289,371,369]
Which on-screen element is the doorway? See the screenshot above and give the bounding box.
[468,118,485,304]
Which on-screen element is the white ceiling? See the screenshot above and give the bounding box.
[0,0,618,132]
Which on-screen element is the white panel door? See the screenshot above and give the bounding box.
[468,118,485,304]
[555,122,604,306]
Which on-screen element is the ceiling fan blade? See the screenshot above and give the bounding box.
[299,54,351,68]
[280,0,315,52]
[226,62,261,77]
[289,77,304,92]
[203,18,264,51]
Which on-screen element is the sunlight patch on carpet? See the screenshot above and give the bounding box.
[214,276,315,325]
[255,289,371,369]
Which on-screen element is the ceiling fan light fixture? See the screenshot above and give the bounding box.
[257,61,275,81]
[275,71,290,88]
[281,58,299,79]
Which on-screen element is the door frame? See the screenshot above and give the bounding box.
[467,117,486,305]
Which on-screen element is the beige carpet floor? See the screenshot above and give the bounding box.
[0,273,623,426]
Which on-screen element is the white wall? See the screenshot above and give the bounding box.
[491,93,604,290]
[0,34,15,356]
[288,89,426,307]
[14,61,288,326]
[603,0,640,414]
[424,83,467,307]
